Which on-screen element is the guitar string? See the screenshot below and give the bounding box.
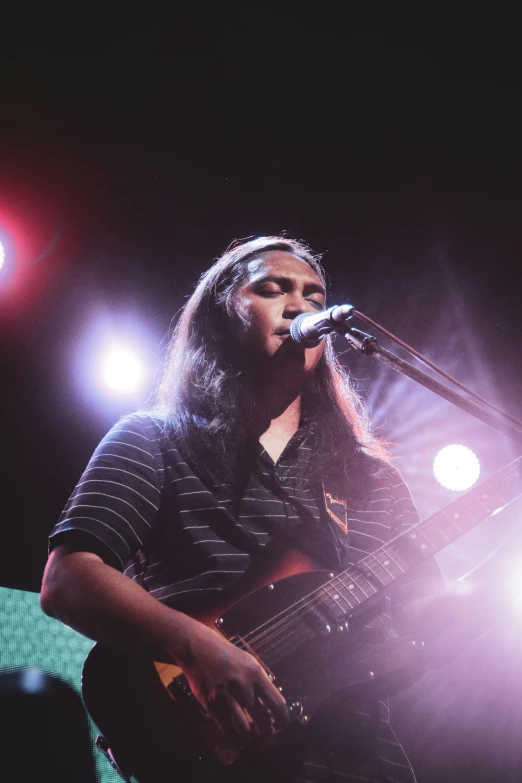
[239,519,452,654]
[238,539,417,657]
[244,494,499,659]
[216,466,518,659]
[245,509,509,664]
[244,521,464,661]
[236,477,515,658]
[239,507,460,652]
[246,462,519,653]
[233,544,406,651]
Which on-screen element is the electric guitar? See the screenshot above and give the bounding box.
[82,456,522,782]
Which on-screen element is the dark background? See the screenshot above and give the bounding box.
[1,7,522,782]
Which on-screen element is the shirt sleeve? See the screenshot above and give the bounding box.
[48,413,163,570]
[386,465,445,619]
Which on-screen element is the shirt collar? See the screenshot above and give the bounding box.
[257,427,312,468]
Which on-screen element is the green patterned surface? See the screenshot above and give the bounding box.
[0,586,121,783]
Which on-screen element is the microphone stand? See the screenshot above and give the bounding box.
[335,315,522,447]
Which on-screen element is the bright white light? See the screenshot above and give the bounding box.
[75,314,157,411]
[512,566,522,602]
[0,240,5,271]
[98,342,145,395]
[433,444,480,492]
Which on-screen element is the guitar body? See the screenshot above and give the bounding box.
[82,547,424,783]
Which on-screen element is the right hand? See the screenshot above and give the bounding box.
[180,623,289,747]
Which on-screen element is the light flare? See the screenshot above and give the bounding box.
[511,564,522,609]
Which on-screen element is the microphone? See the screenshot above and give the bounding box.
[289,304,355,347]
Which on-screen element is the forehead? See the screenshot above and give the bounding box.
[243,250,323,286]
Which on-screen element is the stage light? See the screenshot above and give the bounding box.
[98,342,146,396]
[0,228,16,288]
[74,312,158,414]
[433,444,480,492]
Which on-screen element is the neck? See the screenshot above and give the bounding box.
[257,392,302,463]
[243,356,310,461]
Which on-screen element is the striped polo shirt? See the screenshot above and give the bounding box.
[49,413,441,619]
[49,412,443,782]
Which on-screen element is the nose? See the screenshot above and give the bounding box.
[282,292,311,320]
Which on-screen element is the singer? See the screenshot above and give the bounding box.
[41,236,447,783]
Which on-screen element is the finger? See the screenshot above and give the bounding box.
[254,679,289,728]
[226,677,276,740]
[208,692,253,746]
[247,697,276,740]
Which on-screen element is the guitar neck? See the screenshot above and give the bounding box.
[315,455,522,618]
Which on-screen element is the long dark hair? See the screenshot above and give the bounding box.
[152,236,388,496]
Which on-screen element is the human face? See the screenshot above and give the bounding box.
[231,250,327,376]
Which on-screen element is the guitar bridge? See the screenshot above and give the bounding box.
[167,673,191,698]
[167,674,211,717]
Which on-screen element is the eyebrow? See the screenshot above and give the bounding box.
[252,275,326,297]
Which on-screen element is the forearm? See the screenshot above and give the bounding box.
[40,548,210,666]
[41,545,289,744]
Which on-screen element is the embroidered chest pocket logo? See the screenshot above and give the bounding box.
[323,488,348,535]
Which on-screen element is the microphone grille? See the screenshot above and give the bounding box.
[289,313,322,347]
